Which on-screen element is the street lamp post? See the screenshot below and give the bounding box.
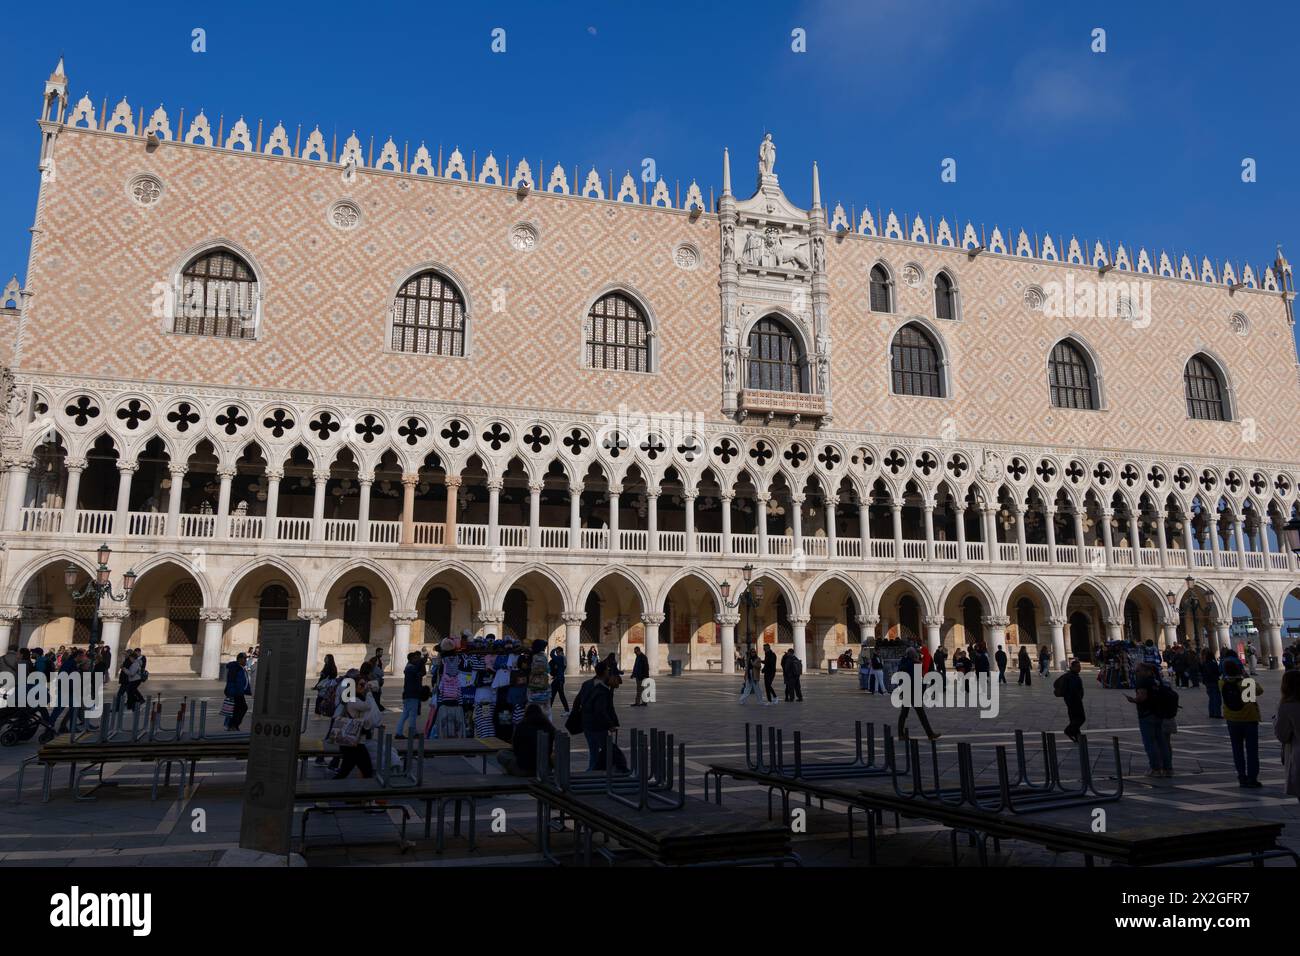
[719,563,764,670]
[64,543,136,649]
[1166,575,1208,652]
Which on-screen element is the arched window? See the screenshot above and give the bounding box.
[1184,354,1228,421]
[423,587,452,644]
[342,586,372,644]
[1048,340,1097,410]
[175,248,259,339]
[1016,598,1038,644]
[869,265,892,313]
[391,269,466,356]
[747,317,804,392]
[934,271,956,321]
[890,323,943,397]
[585,292,650,372]
[581,592,602,645]
[166,582,202,644]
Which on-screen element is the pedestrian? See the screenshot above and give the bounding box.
[870,651,888,694]
[330,679,382,779]
[974,645,991,677]
[1221,657,1263,788]
[781,648,803,702]
[762,645,779,703]
[1171,647,1188,688]
[1017,646,1032,686]
[1125,662,1173,777]
[630,646,650,707]
[223,652,251,731]
[395,650,425,739]
[858,645,871,691]
[1201,648,1223,718]
[574,661,620,771]
[994,645,1008,684]
[369,647,385,710]
[895,647,940,741]
[933,646,948,685]
[738,650,764,705]
[548,646,570,713]
[1057,660,1086,742]
[1245,642,1258,677]
[1273,670,1300,803]
[1038,644,1050,677]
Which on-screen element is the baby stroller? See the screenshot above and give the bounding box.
[0,706,54,747]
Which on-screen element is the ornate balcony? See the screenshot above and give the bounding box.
[737,387,827,422]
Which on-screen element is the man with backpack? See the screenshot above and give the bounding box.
[1056,659,1086,742]
[1125,662,1176,777]
[1221,657,1263,788]
[567,660,621,770]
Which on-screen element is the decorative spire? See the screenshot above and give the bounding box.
[50,56,66,80]
[722,147,731,197]
[811,161,821,209]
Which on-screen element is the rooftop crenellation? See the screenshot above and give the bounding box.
[34,61,1296,299]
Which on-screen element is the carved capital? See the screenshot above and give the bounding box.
[787,615,810,628]
[97,607,132,623]
[0,606,22,623]
[401,473,420,488]
[445,476,463,489]
[64,457,87,472]
[560,612,587,627]
[265,468,284,482]
[640,613,666,627]
[923,615,945,628]
[313,469,331,484]
[390,609,419,624]
[199,607,232,623]
[487,478,504,492]
[117,461,139,475]
[715,612,741,627]
[297,607,327,623]
[981,615,1011,628]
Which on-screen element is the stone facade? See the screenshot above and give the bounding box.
[1,63,1297,678]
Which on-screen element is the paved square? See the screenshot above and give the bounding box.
[1,666,1294,867]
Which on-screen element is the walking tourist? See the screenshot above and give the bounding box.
[498,703,555,777]
[1038,644,1050,677]
[933,645,948,684]
[331,680,382,779]
[395,651,425,739]
[858,646,871,690]
[548,646,570,713]
[1058,660,1086,742]
[762,645,779,703]
[223,652,251,731]
[994,645,1008,684]
[1273,670,1300,802]
[895,647,939,741]
[1221,657,1263,788]
[574,661,620,771]
[1017,646,1032,686]
[630,646,650,706]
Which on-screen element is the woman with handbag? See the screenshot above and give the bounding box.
[331,681,382,779]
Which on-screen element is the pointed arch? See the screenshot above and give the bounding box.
[653,567,725,616]
[404,559,491,613]
[217,555,313,608]
[799,568,871,620]
[312,556,403,610]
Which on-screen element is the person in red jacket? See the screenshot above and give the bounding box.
[920,643,933,675]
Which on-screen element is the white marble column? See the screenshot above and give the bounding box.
[717,612,738,675]
[1208,513,1222,569]
[1045,505,1058,565]
[923,504,935,561]
[444,475,461,548]
[1155,511,1168,567]
[565,480,580,550]
[923,615,942,654]
[825,494,838,559]
[890,502,903,557]
[641,612,664,674]
[562,612,585,666]
[684,492,697,554]
[165,465,186,537]
[1073,508,1087,566]
[955,504,967,560]
[646,492,659,554]
[1233,514,1248,567]
[2,458,32,531]
[790,494,804,556]
[1263,623,1283,667]
[400,473,417,545]
[114,462,136,536]
[607,486,621,552]
[984,506,999,563]
[391,610,418,663]
[0,609,20,654]
[263,468,281,541]
[62,457,86,534]
[1047,617,1067,669]
[199,607,231,680]
[357,475,372,544]
[789,615,809,668]
[311,469,329,542]
[1160,616,1178,651]
[1014,504,1028,561]
[1100,508,1115,566]
[721,493,734,556]
[983,615,1009,654]
[756,493,769,556]
[215,466,234,539]
[97,607,131,672]
[298,608,327,676]
[527,480,542,550]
